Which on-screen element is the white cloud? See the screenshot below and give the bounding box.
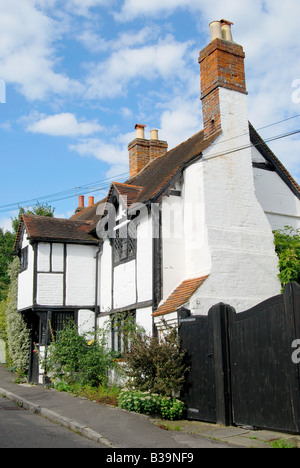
[159,97,203,149]
[85,35,193,99]
[0,0,82,100]
[69,138,129,165]
[27,113,103,137]
[114,0,191,21]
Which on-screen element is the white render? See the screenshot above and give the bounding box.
[37,273,64,306]
[187,87,281,315]
[252,164,300,231]
[65,244,97,307]
[17,231,34,311]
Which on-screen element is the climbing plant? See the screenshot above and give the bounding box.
[273,226,300,290]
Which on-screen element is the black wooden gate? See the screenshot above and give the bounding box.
[179,282,300,433]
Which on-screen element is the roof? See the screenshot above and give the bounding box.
[73,130,220,227]
[14,214,99,252]
[74,123,300,230]
[152,276,209,317]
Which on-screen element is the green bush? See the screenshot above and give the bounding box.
[118,389,185,420]
[42,322,117,388]
[274,226,300,290]
[5,258,30,374]
[123,320,189,397]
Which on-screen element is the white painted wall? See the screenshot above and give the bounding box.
[17,232,34,310]
[113,260,136,309]
[161,191,185,301]
[136,215,153,303]
[136,306,153,335]
[78,309,95,339]
[100,241,112,312]
[37,273,64,306]
[65,244,97,307]
[37,243,50,272]
[252,156,300,231]
[182,87,281,315]
[52,243,64,272]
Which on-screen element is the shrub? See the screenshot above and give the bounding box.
[274,226,300,290]
[118,389,185,420]
[123,320,189,397]
[42,322,117,388]
[5,258,30,374]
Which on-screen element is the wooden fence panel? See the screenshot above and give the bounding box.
[179,283,300,433]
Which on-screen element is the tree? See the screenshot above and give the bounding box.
[0,203,55,302]
[5,257,30,374]
[11,202,55,235]
[0,228,16,302]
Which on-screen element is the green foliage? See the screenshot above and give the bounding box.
[0,228,15,302]
[273,226,300,290]
[5,258,30,374]
[11,202,55,235]
[123,320,189,398]
[118,389,185,420]
[42,322,117,388]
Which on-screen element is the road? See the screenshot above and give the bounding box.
[0,396,104,448]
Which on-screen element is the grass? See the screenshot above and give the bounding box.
[268,438,297,449]
[65,383,121,407]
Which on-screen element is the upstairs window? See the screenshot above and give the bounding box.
[113,220,136,265]
[20,246,28,272]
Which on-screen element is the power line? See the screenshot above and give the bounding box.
[0,115,299,215]
[0,172,129,213]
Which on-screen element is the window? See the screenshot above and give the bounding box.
[111,311,136,355]
[113,221,136,264]
[20,246,28,272]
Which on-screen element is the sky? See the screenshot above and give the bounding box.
[0,0,300,231]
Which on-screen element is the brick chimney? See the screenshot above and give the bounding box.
[199,20,247,139]
[128,124,168,179]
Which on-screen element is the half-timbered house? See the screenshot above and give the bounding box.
[15,20,300,383]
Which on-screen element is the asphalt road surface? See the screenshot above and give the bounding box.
[0,396,105,448]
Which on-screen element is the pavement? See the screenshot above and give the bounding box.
[0,364,300,449]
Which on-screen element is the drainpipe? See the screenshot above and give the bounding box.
[94,242,103,340]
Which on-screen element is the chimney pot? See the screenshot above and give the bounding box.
[78,195,84,208]
[209,20,222,41]
[88,196,94,207]
[135,124,146,139]
[150,129,159,140]
[220,19,234,42]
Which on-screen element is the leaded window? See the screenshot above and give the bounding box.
[113,220,136,264]
[111,310,136,355]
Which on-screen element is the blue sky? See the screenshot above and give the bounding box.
[0,0,300,231]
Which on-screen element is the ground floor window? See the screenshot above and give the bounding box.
[49,311,76,341]
[111,310,136,355]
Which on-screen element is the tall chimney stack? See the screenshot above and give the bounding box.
[199,20,247,139]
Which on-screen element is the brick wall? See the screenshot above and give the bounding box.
[199,38,247,139]
[128,138,168,178]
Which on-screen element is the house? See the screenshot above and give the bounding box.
[14,20,300,383]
